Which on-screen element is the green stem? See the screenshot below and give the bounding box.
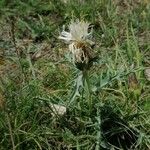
[83,70,92,111]
[6,113,15,150]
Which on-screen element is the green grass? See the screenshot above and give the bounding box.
[0,0,150,149]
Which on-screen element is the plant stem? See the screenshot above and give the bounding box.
[83,70,92,111]
[6,113,15,150]
[95,108,101,150]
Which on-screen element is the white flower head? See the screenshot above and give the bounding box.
[59,20,95,67]
[58,20,93,44]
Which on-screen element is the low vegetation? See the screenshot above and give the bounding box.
[0,0,150,149]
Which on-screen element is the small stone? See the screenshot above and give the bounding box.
[50,103,66,116]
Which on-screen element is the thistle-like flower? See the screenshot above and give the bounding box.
[59,20,93,43]
[59,20,97,70]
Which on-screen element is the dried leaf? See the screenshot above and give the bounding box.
[31,50,42,61]
[0,91,4,109]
